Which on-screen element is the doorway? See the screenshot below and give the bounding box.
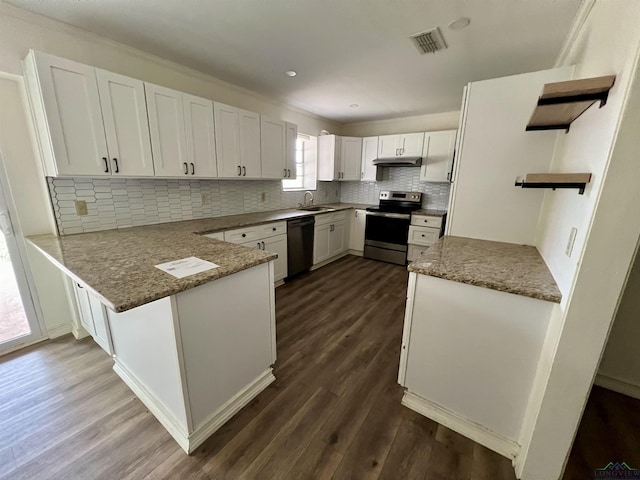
[0,157,44,354]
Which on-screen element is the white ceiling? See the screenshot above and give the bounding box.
[6,0,582,123]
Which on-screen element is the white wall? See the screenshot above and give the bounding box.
[0,75,75,336]
[516,1,640,478]
[0,3,340,137]
[341,111,460,137]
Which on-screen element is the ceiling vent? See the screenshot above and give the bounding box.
[410,27,447,54]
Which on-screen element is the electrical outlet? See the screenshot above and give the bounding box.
[260,192,266,202]
[201,194,211,205]
[566,227,578,257]
[74,200,88,216]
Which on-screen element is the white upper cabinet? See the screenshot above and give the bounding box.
[214,102,261,179]
[361,136,379,181]
[378,133,424,158]
[183,93,218,178]
[340,137,362,181]
[285,122,298,180]
[318,134,361,181]
[145,83,188,177]
[25,51,110,176]
[420,130,457,183]
[260,116,287,179]
[96,69,154,177]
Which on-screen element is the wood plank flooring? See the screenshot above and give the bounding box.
[1,255,523,478]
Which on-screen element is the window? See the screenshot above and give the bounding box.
[282,134,317,191]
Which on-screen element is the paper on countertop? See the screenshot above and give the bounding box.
[155,256,219,279]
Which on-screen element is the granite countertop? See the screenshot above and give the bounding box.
[412,209,448,217]
[28,203,372,313]
[408,236,561,303]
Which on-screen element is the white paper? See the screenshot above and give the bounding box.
[155,256,219,279]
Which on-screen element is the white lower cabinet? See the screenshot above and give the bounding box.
[73,283,114,355]
[348,209,366,252]
[241,234,288,283]
[313,223,331,265]
[407,214,444,261]
[314,211,348,265]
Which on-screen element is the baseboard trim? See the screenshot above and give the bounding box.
[348,249,364,257]
[310,252,349,271]
[113,361,191,453]
[47,322,72,339]
[71,324,90,340]
[595,374,640,400]
[274,279,285,288]
[188,368,276,453]
[402,391,520,460]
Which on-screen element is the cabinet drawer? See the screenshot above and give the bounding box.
[408,225,440,247]
[411,215,443,229]
[224,225,262,244]
[259,221,287,238]
[407,244,430,262]
[315,210,347,226]
[202,232,224,241]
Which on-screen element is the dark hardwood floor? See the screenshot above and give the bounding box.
[10,255,634,479]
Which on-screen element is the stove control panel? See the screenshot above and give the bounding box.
[379,191,422,203]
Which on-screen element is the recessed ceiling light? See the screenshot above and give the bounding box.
[349,104,359,108]
[448,17,471,30]
[285,70,297,77]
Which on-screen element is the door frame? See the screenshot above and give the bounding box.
[0,151,47,355]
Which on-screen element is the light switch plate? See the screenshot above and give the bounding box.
[566,227,578,257]
[201,194,211,205]
[74,200,88,216]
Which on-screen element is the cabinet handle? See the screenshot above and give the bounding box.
[190,163,195,175]
[257,242,261,249]
[421,234,425,237]
[102,157,109,173]
[284,168,287,178]
[238,166,242,176]
[242,166,247,176]
[288,169,291,177]
[242,233,247,238]
[272,227,276,231]
[112,158,119,173]
[184,162,189,175]
[395,148,399,156]
[262,241,266,249]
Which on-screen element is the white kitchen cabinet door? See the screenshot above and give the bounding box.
[73,283,96,336]
[214,102,243,178]
[183,94,218,178]
[260,116,287,179]
[328,220,347,257]
[285,122,298,180]
[96,69,154,177]
[340,137,362,181]
[239,108,261,178]
[317,134,341,181]
[145,83,188,177]
[378,134,401,158]
[420,130,457,183]
[262,234,288,282]
[313,223,331,264]
[400,133,425,157]
[27,51,109,176]
[361,136,379,181]
[349,209,367,251]
[87,293,114,355]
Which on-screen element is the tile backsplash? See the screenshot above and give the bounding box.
[48,177,340,235]
[340,167,450,209]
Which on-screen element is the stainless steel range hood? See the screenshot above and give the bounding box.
[372,156,422,167]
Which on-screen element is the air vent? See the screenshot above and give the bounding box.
[411,27,447,54]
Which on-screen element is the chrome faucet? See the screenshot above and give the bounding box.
[303,191,314,207]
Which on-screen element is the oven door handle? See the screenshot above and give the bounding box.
[365,211,411,220]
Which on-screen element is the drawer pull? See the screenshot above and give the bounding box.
[273,227,276,231]
[242,233,246,238]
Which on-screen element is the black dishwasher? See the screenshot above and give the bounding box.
[287,216,315,279]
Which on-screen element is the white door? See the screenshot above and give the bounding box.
[399,133,425,157]
[260,116,286,179]
[340,137,362,181]
[262,235,288,282]
[313,224,331,264]
[146,83,188,177]
[33,51,109,176]
[420,130,457,182]
[378,134,401,158]
[361,137,378,181]
[214,102,243,178]
[239,108,261,178]
[349,210,366,251]
[96,69,154,177]
[285,122,298,180]
[0,169,44,354]
[329,220,346,257]
[183,94,218,178]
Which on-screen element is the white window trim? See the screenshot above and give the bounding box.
[283,134,317,192]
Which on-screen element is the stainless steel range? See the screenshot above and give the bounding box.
[364,191,422,265]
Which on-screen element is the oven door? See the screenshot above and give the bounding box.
[364,212,411,264]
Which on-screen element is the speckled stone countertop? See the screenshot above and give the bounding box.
[412,209,447,217]
[28,203,372,313]
[408,236,561,303]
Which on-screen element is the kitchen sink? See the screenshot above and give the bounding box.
[296,206,336,212]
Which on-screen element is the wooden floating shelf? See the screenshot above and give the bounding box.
[526,75,616,132]
[515,173,592,195]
